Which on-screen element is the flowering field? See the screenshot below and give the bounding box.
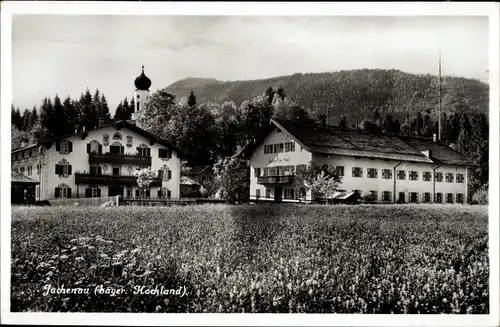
[11,204,489,313]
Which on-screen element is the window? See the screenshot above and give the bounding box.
[55,160,72,176]
[445,173,454,183]
[397,170,406,180]
[457,193,464,204]
[55,185,71,198]
[336,166,345,177]
[137,144,150,157]
[36,164,41,175]
[409,171,419,181]
[167,190,171,198]
[126,188,132,197]
[158,190,163,198]
[254,167,261,178]
[29,149,32,157]
[137,102,140,111]
[27,166,32,176]
[367,168,378,179]
[159,148,172,159]
[256,189,261,198]
[409,192,418,203]
[112,167,120,176]
[57,140,72,154]
[22,152,24,159]
[145,189,151,198]
[382,169,392,179]
[352,167,363,178]
[279,143,284,152]
[370,190,378,200]
[266,189,271,198]
[382,191,392,202]
[88,140,101,154]
[446,193,454,204]
[264,144,274,154]
[435,172,443,182]
[423,172,432,182]
[296,164,307,173]
[90,165,101,176]
[456,174,465,183]
[85,186,101,198]
[113,132,122,140]
[284,189,295,199]
[423,192,431,203]
[110,142,124,154]
[435,193,443,203]
[284,142,295,152]
[398,192,406,203]
[263,167,269,176]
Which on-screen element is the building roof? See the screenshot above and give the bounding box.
[11,171,39,184]
[239,118,477,166]
[186,165,212,175]
[134,66,152,91]
[11,120,192,158]
[180,176,200,186]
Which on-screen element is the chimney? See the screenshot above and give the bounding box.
[432,133,437,142]
[20,140,28,148]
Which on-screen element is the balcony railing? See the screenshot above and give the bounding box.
[75,173,162,187]
[257,175,294,185]
[88,153,152,166]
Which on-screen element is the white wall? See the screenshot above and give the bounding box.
[312,153,467,202]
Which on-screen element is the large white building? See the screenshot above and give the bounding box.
[11,67,188,201]
[242,118,477,204]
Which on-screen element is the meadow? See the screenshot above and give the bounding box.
[10,204,489,313]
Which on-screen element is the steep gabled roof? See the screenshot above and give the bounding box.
[239,118,477,166]
[12,120,192,158]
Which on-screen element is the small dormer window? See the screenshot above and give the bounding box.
[113,132,122,140]
[56,140,73,155]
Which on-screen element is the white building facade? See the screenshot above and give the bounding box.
[246,119,474,204]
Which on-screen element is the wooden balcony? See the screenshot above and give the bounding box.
[75,173,162,187]
[257,175,294,185]
[88,153,152,166]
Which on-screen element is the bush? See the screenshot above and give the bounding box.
[362,193,377,203]
[472,184,488,204]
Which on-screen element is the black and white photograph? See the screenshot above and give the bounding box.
[1,2,499,326]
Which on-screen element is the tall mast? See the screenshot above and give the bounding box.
[438,47,442,141]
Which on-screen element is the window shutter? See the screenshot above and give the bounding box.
[136,147,140,155]
[98,167,102,175]
[55,187,60,198]
[121,146,124,154]
[146,189,150,198]
[97,189,101,197]
[158,170,164,179]
[98,145,102,154]
[135,189,139,197]
[85,188,91,198]
[68,165,72,175]
[147,148,151,157]
[55,164,59,174]
[167,190,171,198]
[167,169,172,180]
[67,188,72,198]
[56,141,60,151]
[68,141,73,153]
[158,148,163,158]
[87,143,91,153]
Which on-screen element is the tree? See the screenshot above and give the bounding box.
[213,157,249,203]
[122,97,131,120]
[11,125,30,149]
[53,94,70,136]
[293,163,340,201]
[213,101,240,158]
[98,94,112,126]
[133,168,157,198]
[20,109,32,131]
[30,106,39,128]
[138,90,177,129]
[276,86,286,100]
[187,90,197,107]
[79,89,98,130]
[12,106,22,130]
[114,102,124,121]
[415,112,424,136]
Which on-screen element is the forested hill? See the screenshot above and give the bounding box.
[164,69,489,122]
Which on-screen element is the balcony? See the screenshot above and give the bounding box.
[75,173,162,187]
[88,153,152,166]
[257,175,294,185]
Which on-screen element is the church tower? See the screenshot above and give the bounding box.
[132,65,152,127]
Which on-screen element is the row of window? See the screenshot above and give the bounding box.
[13,165,41,176]
[12,148,36,161]
[55,186,172,199]
[362,191,464,203]
[253,164,464,183]
[255,188,306,199]
[263,142,296,154]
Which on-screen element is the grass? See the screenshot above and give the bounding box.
[10,204,489,313]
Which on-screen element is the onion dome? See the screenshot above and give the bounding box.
[134,66,151,91]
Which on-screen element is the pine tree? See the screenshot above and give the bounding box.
[276,87,286,100]
[122,97,132,120]
[20,109,31,131]
[114,102,124,121]
[130,98,135,114]
[62,96,77,133]
[30,106,38,128]
[99,94,112,125]
[187,90,197,107]
[53,94,70,136]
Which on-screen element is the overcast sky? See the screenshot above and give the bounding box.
[12,15,489,113]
